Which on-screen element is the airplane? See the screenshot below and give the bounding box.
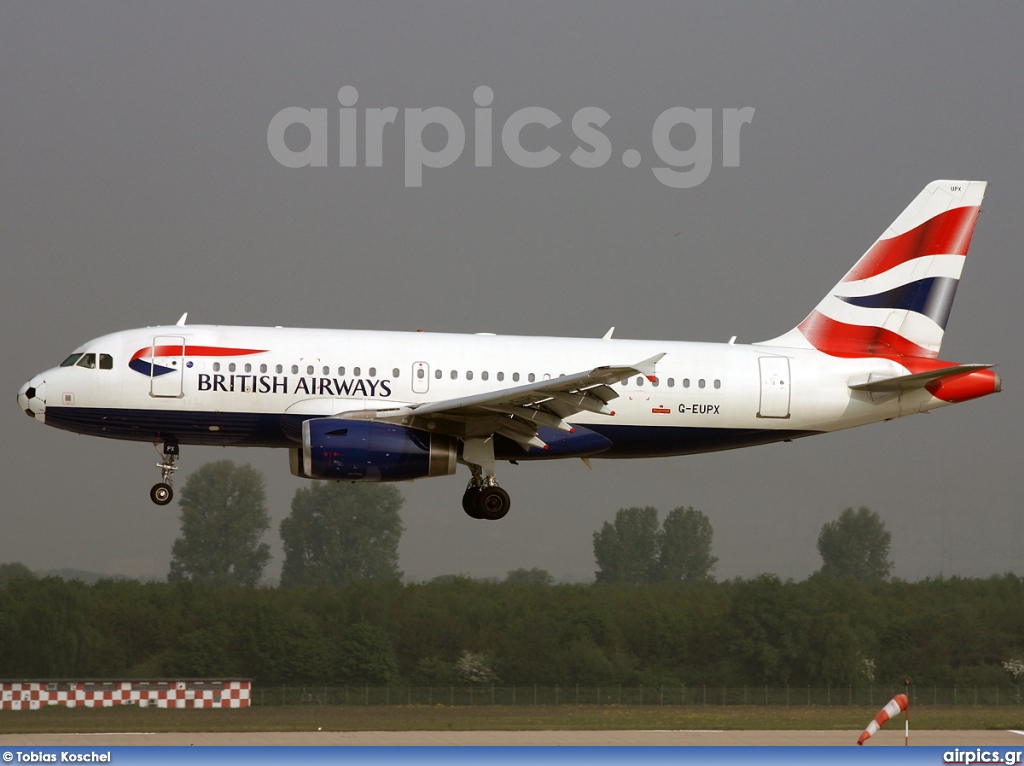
[18,180,1000,520]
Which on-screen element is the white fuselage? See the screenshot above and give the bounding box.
[20,323,938,459]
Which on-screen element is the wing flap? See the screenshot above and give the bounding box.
[335,353,666,448]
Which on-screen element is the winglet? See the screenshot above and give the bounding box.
[602,327,615,340]
[633,353,666,378]
[176,312,188,327]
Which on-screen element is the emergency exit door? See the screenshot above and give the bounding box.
[757,356,791,418]
[151,336,185,398]
[411,362,430,394]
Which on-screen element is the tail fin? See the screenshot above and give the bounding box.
[759,180,987,358]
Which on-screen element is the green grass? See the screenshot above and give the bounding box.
[1,705,1021,734]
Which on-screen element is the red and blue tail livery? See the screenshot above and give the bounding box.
[18,180,1001,519]
[766,181,984,360]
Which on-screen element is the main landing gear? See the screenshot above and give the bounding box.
[150,442,179,506]
[460,437,511,521]
[462,478,511,521]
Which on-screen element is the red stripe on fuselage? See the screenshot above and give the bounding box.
[843,206,979,282]
[130,345,267,362]
[925,368,1000,402]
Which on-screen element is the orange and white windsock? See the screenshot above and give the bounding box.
[857,694,908,745]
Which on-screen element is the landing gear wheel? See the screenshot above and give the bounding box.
[151,442,180,506]
[150,483,173,506]
[462,487,483,519]
[477,486,511,521]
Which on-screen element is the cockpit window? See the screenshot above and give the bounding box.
[76,353,97,369]
[99,354,113,370]
[60,354,83,367]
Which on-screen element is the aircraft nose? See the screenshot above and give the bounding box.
[18,376,46,422]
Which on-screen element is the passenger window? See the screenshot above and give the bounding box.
[434,369,442,379]
[466,371,474,380]
[417,368,425,379]
[276,365,283,374]
[76,354,96,369]
[306,365,314,375]
[260,364,267,373]
[61,354,83,367]
[353,367,361,376]
[699,379,706,389]
[291,365,299,374]
[497,372,504,381]
[451,370,458,380]
[651,378,659,387]
[369,367,376,377]
[229,363,236,372]
[513,373,520,382]
[99,354,113,370]
[481,371,489,381]
[683,378,690,388]
[528,373,536,383]
[245,364,252,373]
[636,376,644,387]
[338,367,345,376]
[323,366,329,375]
[392,368,400,377]
[667,378,675,387]
[213,362,221,372]
[714,379,721,389]
[621,379,628,387]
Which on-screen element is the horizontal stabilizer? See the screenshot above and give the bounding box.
[849,364,994,393]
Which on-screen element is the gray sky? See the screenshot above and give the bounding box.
[2,1,1021,584]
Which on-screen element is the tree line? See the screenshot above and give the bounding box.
[167,461,892,588]
[167,461,404,587]
[0,569,1021,689]
[4,460,1014,690]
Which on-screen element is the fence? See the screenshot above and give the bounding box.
[251,685,1024,707]
[1,680,251,710]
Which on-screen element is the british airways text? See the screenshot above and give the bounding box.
[196,374,392,397]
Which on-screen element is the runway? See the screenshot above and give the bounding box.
[3,729,1024,746]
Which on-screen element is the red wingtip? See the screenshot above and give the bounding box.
[646,375,657,383]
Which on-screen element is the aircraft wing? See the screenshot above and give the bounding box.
[336,353,665,449]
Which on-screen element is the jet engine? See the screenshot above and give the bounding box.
[291,418,457,482]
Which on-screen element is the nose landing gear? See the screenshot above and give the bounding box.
[150,442,179,506]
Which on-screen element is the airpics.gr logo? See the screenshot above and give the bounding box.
[267,86,755,188]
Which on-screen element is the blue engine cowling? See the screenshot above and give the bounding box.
[292,419,457,481]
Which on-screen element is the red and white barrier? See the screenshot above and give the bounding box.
[858,693,908,745]
[0,680,250,710]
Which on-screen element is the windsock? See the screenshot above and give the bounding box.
[857,694,908,745]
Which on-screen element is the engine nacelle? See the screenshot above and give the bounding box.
[291,419,457,482]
